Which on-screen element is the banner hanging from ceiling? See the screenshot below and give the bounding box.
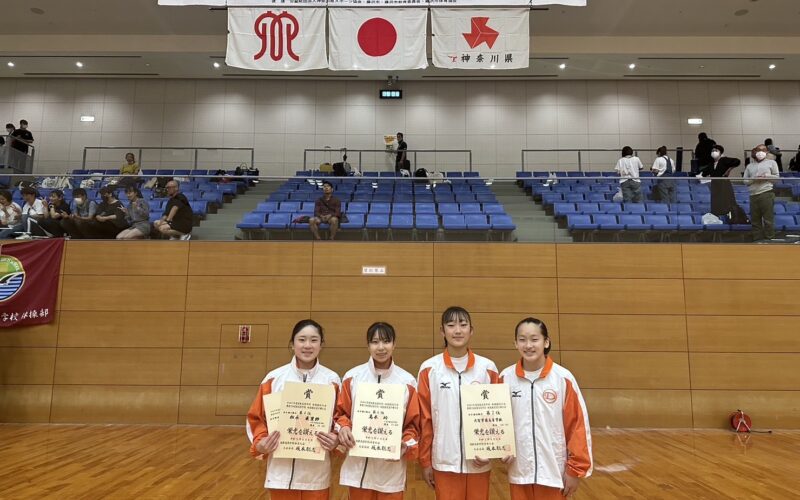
[160,1,585,6]
[432,8,529,70]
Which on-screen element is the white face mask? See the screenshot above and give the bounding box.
[711,151,721,160]
[74,197,84,205]
[755,151,767,161]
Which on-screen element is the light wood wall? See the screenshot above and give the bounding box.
[1,242,798,428]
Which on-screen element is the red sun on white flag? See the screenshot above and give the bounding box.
[357,18,397,57]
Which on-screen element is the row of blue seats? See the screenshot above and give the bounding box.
[268,192,497,203]
[277,183,492,194]
[238,212,516,232]
[568,213,800,232]
[12,188,223,206]
[256,202,509,215]
[147,201,210,221]
[541,192,716,205]
[555,201,800,217]
[295,170,482,178]
[72,168,243,176]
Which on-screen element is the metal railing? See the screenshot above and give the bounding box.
[81,146,255,171]
[303,148,473,173]
[521,148,696,173]
[1,134,36,174]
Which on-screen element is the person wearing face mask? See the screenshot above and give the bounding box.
[60,187,97,238]
[701,145,741,218]
[744,145,780,242]
[85,187,129,239]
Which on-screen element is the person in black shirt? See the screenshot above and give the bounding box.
[39,190,71,237]
[694,132,716,175]
[395,132,408,173]
[86,187,129,238]
[10,120,34,154]
[0,123,13,147]
[154,180,193,240]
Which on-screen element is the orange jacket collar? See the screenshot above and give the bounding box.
[443,349,475,370]
[515,356,554,379]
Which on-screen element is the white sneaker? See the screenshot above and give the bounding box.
[15,233,32,240]
[179,233,192,241]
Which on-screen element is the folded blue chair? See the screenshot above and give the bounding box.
[465,214,491,230]
[438,203,460,215]
[646,203,669,214]
[414,203,436,214]
[392,203,413,214]
[190,201,208,215]
[598,203,623,214]
[554,203,578,217]
[263,212,291,229]
[370,202,391,214]
[341,213,365,229]
[623,203,646,214]
[483,204,506,215]
[278,201,301,212]
[391,214,414,229]
[490,214,516,230]
[673,215,703,231]
[366,213,390,229]
[567,215,596,231]
[645,215,673,231]
[442,214,467,230]
[576,203,600,214]
[237,212,265,229]
[460,203,482,214]
[619,214,648,230]
[415,214,440,230]
[775,215,800,231]
[594,214,624,230]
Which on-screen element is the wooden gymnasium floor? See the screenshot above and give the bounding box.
[0,425,798,499]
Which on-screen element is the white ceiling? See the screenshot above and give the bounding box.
[2,0,800,79]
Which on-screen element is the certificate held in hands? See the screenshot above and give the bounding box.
[273,381,336,461]
[461,384,516,460]
[349,383,405,460]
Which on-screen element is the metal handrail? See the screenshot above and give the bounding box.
[1,133,36,174]
[521,148,696,173]
[81,146,255,171]
[303,148,473,173]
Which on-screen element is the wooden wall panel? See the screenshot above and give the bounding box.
[691,390,800,428]
[392,349,436,376]
[53,348,182,385]
[687,316,800,353]
[556,244,684,279]
[682,245,800,280]
[181,348,220,386]
[313,243,433,276]
[559,314,687,351]
[684,280,800,316]
[312,277,433,312]
[0,348,56,385]
[215,386,256,416]
[454,313,560,351]
[0,315,59,347]
[183,312,302,348]
[0,385,52,423]
[219,324,269,349]
[434,244,557,277]
[434,278,558,313]
[583,389,694,428]
[217,348,268,386]
[560,352,690,390]
[50,385,179,424]
[558,278,685,315]
[186,276,311,312]
[311,312,434,349]
[60,276,187,312]
[187,242,312,276]
[690,354,800,390]
[178,386,246,425]
[57,312,184,348]
[63,241,188,276]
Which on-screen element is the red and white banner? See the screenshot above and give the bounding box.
[0,239,64,328]
[432,8,529,69]
[158,0,225,5]
[328,8,428,71]
[161,1,585,6]
[226,8,327,71]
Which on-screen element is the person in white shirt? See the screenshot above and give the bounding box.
[650,146,676,203]
[0,190,22,228]
[0,187,46,239]
[614,146,643,203]
[743,144,780,241]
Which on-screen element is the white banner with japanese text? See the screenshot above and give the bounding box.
[161,1,585,7]
[432,8,529,69]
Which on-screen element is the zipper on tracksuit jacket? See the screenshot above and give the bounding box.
[457,372,464,474]
[530,380,539,485]
[359,373,381,488]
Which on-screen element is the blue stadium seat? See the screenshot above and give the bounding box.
[347,202,369,214]
[490,215,516,231]
[554,203,578,217]
[673,215,703,231]
[646,203,669,214]
[190,201,208,215]
[254,202,278,213]
[619,214,647,230]
[263,212,291,229]
[415,214,440,230]
[366,213,390,229]
[415,203,436,214]
[392,203,413,214]
[567,215,596,231]
[438,203,459,215]
[370,202,391,214]
[623,203,646,214]
[465,214,491,230]
[594,214,624,230]
[442,214,467,230]
[645,215,673,231]
[390,214,414,230]
[576,203,600,214]
[237,212,265,229]
[460,203,482,214]
[598,203,622,214]
[775,215,800,231]
[341,213,365,229]
[483,204,506,215]
[278,201,301,212]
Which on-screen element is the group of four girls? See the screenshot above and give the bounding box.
[247,307,592,500]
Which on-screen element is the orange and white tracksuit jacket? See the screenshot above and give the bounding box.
[500,357,592,489]
[335,358,421,493]
[246,358,342,490]
[418,350,500,474]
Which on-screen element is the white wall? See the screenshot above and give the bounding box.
[2,78,799,176]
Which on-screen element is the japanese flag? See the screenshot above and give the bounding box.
[432,8,529,70]
[328,9,428,71]
[226,8,327,71]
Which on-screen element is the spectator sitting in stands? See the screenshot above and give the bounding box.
[86,187,129,239]
[61,187,97,239]
[309,180,341,241]
[614,146,643,203]
[39,189,70,237]
[0,190,22,229]
[0,187,46,239]
[116,186,151,240]
[121,152,140,176]
[153,180,193,240]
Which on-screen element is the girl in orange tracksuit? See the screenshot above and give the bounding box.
[335,322,421,500]
[500,317,592,500]
[417,306,501,500]
[246,319,341,500]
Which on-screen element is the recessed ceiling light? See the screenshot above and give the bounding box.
[80,115,96,123]
[559,63,566,70]
[628,63,636,70]
[687,118,703,125]
[213,62,221,69]
[75,61,84,68]
[769,64,776,70]
[6,62,14,68]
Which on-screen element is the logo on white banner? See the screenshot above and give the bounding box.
[254,11,300,62]
[462,17,498,49]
